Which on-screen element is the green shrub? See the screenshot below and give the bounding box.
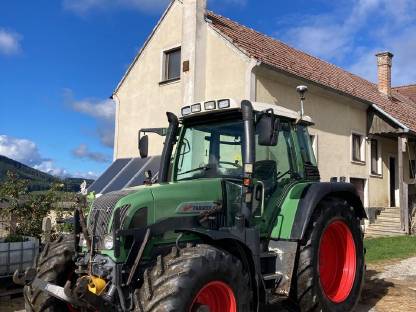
[4,234,28,243]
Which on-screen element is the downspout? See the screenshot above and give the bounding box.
[111,93,121,161]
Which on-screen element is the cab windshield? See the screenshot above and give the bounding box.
[175,120,244,181]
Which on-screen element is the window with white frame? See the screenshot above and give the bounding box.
[162,47,181,81]
[370,139,381,175]
[352,133,365,162]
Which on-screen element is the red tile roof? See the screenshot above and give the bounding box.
[207,12,416,132]
[394,84,416,104]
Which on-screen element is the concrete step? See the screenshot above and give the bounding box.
[378,212,401,218]
[376,215,400,219]
[377,210,401,217]
[375,217,401,224]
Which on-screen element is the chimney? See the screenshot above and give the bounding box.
[181,0,207,105]
[376,51,393,97]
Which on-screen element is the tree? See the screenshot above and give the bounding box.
[0,171,65,238]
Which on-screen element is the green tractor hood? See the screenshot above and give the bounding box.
[113,178,224,231]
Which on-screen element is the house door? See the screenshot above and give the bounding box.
[389,157,396,207]
[350,178,365,204]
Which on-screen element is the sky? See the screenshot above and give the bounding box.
[1,0,415,180]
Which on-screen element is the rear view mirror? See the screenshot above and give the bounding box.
[257,110,279,146]
[138,127,168,159]
[139,135,149,158]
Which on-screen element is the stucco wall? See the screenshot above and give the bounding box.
[255,69,369,183]
[204,27,249,100]
[114,2,183,158]
[113,4,252,159]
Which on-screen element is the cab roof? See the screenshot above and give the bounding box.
[179,98,314,124]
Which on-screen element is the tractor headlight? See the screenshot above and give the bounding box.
[218,99,230,109]
[204,101,216,110]
[103,234,114,250]
[191,103,201,113]
[181,106,191,116]
[79,234,87,247]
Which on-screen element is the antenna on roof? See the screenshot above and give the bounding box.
[296,85,308,119]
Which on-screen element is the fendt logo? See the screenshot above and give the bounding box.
[176,201,220,214]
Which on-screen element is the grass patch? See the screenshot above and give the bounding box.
[364,235,416,263]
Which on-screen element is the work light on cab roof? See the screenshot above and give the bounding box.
[181,99,231,116]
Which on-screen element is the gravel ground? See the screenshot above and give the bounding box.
[359,256,416,312]
[2,257,416,312]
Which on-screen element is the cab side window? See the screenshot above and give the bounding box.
[255,122,296,183]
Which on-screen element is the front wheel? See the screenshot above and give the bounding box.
[24,235,76,312]
[293,198,365,312]
[135,244,252,312]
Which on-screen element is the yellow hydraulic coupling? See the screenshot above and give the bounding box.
[87,276,107,295]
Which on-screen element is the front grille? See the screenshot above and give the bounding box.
[88,190,135,239]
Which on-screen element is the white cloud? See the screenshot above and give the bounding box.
[63,0,170,15]
[0,134,68,177]
[71,171,99,180]
[65,89,115,147]
[33,160,69,177]
[0,28,22,56]
[0,134,101,179]
[276,0,382,60]
[72,144,110,163]
[0,135,42,166]
[276,0,416,85]
[349,27,416,85]
[70,98,115,121]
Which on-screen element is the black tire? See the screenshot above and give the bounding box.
[135,244,252,312]
[24,235,76,312]
[293,197,365,312]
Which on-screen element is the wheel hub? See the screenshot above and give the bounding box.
[191,281,237,312]
[319,220,357,303]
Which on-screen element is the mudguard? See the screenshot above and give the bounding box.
[290,182,366,240]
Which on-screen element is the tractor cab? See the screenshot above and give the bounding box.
[140,98,318,227]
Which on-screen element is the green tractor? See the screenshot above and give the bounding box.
[15,87,366,311]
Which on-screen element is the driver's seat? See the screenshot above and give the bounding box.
[253,160,277,197]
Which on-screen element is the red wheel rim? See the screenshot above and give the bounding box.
[319,220,357,303]
[191,281,237,312]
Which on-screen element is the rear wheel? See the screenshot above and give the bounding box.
[135,244,251,312]
[293,198,365,311]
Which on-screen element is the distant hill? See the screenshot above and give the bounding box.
[0,155,94,192]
